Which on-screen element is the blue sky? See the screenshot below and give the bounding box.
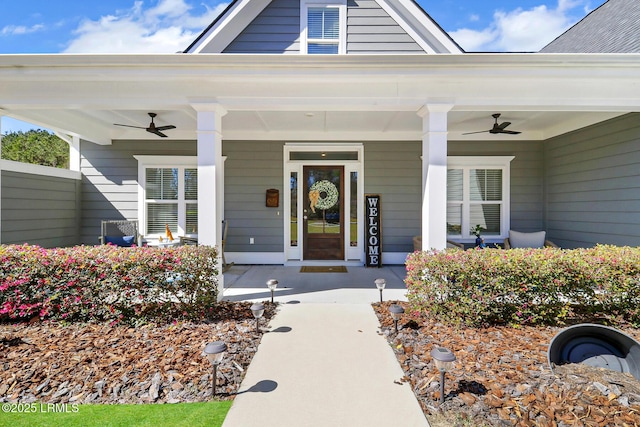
[1,0,604,133]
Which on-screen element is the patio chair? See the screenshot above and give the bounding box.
[503,230,558,249]
[99,220,142,247]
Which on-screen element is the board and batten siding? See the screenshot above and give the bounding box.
[1,163,81,248]
[222,141,284,253]
[80,139,197,244]
[448,140,546,236]
[544,113,640,248]
[221,0,423,54]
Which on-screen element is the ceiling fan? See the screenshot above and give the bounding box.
[462,113,522,135]
[114,112,176,138]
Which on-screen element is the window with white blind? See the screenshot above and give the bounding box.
[134,156,197,238]
[301,0,346,54]
[447,157,514,240]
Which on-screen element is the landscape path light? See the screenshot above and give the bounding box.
[251,302,265,333]
[430,347,456,405]
[375,278,386,303]
[389,304,404,334]
[266,279,278,303]
[203,341,227,398]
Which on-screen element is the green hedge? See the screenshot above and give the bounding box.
[0,244,220,324]
[405,245,640,327]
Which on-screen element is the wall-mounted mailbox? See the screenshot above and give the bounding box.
[266,189,279,207]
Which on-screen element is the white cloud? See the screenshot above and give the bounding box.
[450,0,595,52]
[63,0,228,53]
[1,24,45,36]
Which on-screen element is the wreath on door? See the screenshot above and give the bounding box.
[309,180,339,213]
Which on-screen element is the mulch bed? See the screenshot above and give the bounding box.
[373,301,640,427]
[0,302,276,404]
[4,298,640,426]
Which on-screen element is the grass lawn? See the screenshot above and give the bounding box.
[1,401,232,427]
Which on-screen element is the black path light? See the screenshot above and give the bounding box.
[251,302,265,333]
[375,278,386,303]
[203,341,227,398]
[389,304,404,334]
[266,279,278,303]
[431,347,456,405]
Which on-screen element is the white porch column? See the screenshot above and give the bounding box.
[193,104,227,291]
[69,135,81,172]
[417,104,452,251]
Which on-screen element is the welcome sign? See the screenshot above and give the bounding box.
[365,194,381,267]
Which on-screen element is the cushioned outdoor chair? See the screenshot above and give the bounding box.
[504,230,558,249]
[99,220,142,247]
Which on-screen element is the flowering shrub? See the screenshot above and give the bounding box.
[405,245,640,327]
[0,244,220,324]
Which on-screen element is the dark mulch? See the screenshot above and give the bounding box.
[0,301,276,404]
[373,301,640,427]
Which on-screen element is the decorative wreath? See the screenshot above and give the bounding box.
[309,180,339,212]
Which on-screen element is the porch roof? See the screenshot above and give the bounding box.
[1,53,638,144]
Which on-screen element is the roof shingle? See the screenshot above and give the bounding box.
[541,0,640,53]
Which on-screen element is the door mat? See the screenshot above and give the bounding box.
[300,266,348,273]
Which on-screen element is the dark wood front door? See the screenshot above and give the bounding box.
[303,166,344,260]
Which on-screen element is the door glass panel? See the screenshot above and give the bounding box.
[306,168,341,235]
[291,172,298,246]
[350,171,358,246]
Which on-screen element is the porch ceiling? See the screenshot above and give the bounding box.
[0,53,637,144]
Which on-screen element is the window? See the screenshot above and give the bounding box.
[447,157,513,240]
[135,156,198,238]
[301,0,346,54]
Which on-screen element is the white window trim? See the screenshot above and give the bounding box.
[300,0,347,55]
[134,156,197,239]
[447,156,514,242]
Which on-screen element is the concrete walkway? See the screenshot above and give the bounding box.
[222,302,429,427]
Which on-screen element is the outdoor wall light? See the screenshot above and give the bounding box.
[203,341,227,398]
[266,279,278,303]
[389,304,404,333]
[430,347,456,405]
[251,302,265,333]
[375,278,386,303]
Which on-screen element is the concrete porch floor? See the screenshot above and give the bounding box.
[221,264,410,304]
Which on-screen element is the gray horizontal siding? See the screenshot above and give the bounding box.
[347,0,423,54]
[80,139,196,244]
[223,0,301,53]
[365,140,544,253]
[544,113,640,248]
[223,141,284,253]
[364,141,421,253]
[221,0,425,54]
[1,171,80,247]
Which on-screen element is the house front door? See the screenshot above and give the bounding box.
[303,166,344,260]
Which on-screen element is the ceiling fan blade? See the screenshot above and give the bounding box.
[498,121,512,130]
[500,130,521,134]
[114,123,147,129]
[147,128,168,138]
[462,129,491,135]
[154,125,176,132]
